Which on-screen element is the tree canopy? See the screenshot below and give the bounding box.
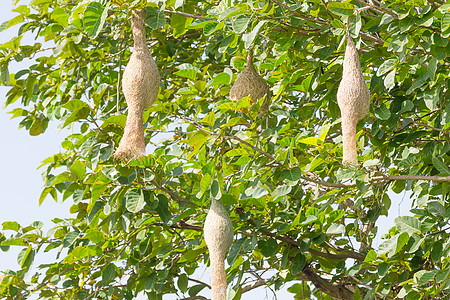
[1,0,450,299]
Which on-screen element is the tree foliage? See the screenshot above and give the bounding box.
[1,0,450,299]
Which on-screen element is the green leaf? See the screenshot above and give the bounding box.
[232,14,250,34]
[3,15,24,31]
[177,274,188,293]
[83,2,109,39]
[423,88,440,110]
[156,194,172,223]
[227,237,246,265]
[200,111,216,127]
[102,115,127,129]
[17,247,34,268]
[395,216,422,235]
[281,167,301,182]
[242,20,266,48]
[431,241,443,263]
[146,7,166,29]
[414,270,438,285]
[200,173,212,196]
[442,12,450,33]
[428,201,445,219]
[378,232,409,257]
[188,19,216,29]
[0,64,10,85]
[374,103,391,120]
[291,253,306,275]
[353,286,361,300]
[2,221,21,232]
[298,136,320,146]
[171,13,188,38]
[125,189,145,213]
[51,7,69,27]
[188,285,205,297]
[63,231,79,248]
[400,100,414,113]
[364,250,377,262]
[272,185,291,199]
[224,148,249,157]
[384,69,396,90]
[211,180,221,199]
[376,59,396,76]
[325,224,345,235]
[102,263,116,284]
[84,229,106,244]
[70,161,86,180]
[210,72,231,86]
[174,63,200,80]
[432,157,450,175]
[327,2,354,16]
[428,58,438,79]
[258,238,278,257]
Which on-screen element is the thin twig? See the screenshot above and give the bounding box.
[353,0,398,19]
[150,180,196,205]
[164,9,210,19]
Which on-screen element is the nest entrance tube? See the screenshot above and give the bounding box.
[336,36,370,166]
[114,8,161,161]
[203,199,234,300]
[230,50,271,118]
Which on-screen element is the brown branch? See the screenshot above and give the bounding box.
[164,9,210,19]
[181,115,450,188]
[245,218,365,261]
[271,0,328,26]
[150,180,196,205]
[170,221,203,232]
[308,248,365,261]
[181,297,207,300]
[167,207,366,262]
[400,116,450,136]
[188,277,211,289]
[242,279,270,293]
[302,266,354,300]
[382,175,450,182]
[271,0,385,46]
[353,0,398,19]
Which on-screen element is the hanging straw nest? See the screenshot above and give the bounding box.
[336,35,370,166]
[230,50,271,118]
[114,8,161,161]
[203,199,234,300]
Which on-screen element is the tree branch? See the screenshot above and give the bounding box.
[242,279,270,293]
[180,115,450,189]
[302,266,355,300]
[164,9,210,19]
[400,116,450,137]
[150,180,196,206]
[353,0,398,19]
[245,217,366,261]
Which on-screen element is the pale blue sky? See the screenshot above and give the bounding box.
[0,1,413,299]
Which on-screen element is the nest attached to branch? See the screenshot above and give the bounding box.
[336,36,370,166]
[114,8,161,161]
[230,50,271,118]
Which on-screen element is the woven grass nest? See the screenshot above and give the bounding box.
[203,199,234,300]
[114,8,160,161]
[336,35,370,166]
[230,50,271,119]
